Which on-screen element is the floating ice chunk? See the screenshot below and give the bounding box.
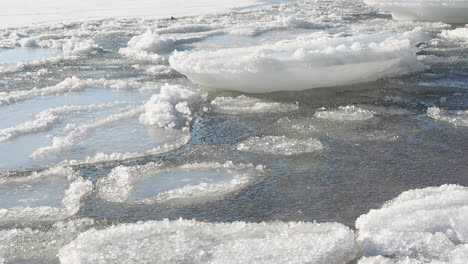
[440,28,468,42]
[59,219,359,264]
[237,135,323,156]
[356,185,468,263]
[427,107,468,127]
[364,0,468,23]
[139,84,205,128]
[31,107,142,158]
[118,30,174,61]
[0,167,92,225]
[62,37,102,56]
[169,30,427,93]
[0,218,94,263]
[314,106,375,121]
[97,161,263,204]
[211,95,298,114]
[0,102,131,143]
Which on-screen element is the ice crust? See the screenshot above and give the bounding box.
[97,161,263,204]
[169,29,428,93]
[364,0,468,23]
[210,95,298,114]
[356,185,468,263]
[237,136,323,156]
[0,167,92,225]
[314,106,375,121]
[427,107,468,127]
[0,218,94,262]
[59,219,359,264]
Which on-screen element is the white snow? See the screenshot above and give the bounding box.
[364,0,468,23]
[0,167,92,225]
[356,184,468,264]
[314,106,375,121]
[169,29,428,93]
[0,0,259,29]
[211,95,298,114]
[237,135,323,155]
[59,219,359,264]
[427,107,468,127]
[97,161,263,204]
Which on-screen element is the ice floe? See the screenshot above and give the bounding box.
[97,161,263,204]
[314,106,375,121]
[427,107,468,127]
[0,218,94,263]
[210,95,298,114]
[59,219,359,264]
[0,167,92,225]
[364,0,468,23]
[356,184,468,263]
[169,29,428,93]
[237,136,323,156]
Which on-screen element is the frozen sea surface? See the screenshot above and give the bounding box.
[0,0,468,263]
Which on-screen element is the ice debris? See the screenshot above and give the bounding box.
[314,106,375,121]
[440,28,468,42]
[237,136,323,156]
[59,219,359,264]
[427,107,468,127]
[210,95,298,114]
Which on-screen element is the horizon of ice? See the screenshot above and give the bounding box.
[0,166,92,225]
[356,184,468,263]
[169,29,429,93]
[237,135,324,155]
[59,219,359,264]
[364,0,468,23]
[97,161,264,204]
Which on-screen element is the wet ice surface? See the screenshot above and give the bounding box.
[0,0,468,263]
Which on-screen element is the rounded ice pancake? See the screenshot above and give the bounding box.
[356,184,468,263]
[0,167,92,225]
[169,30,428,93]
[59,219,359,264]
[364,0,468,23]
[237,135,323,156]
[97,161,264,204]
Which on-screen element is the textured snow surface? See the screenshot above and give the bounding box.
[0,167,92,225]
[59,219,359,264]
[356,185,468,264]
[237,135,323,155]
[170,29,428,92]
[97,161,264,204]
[364,0,468,23]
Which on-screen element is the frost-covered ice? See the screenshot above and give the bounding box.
[59,219,359,264]
[97,161,263,204]
[427,107,468,127]
[170,29,428,92]
[210,95,298,114]
[237,136,323,155]
[356,185,468,263]
[314,106,375,121]
[0,167,92,225]
[364,0,468,23]
[0,218,94,263]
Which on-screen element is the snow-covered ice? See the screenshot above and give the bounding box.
[59,219,359,264]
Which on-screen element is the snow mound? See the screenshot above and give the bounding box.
[356,184,468,263]
[139,84,205,129]
[314,106,375,121]
[427,107,468,127]
[211,95,298,114]
[364,0,468,23]
[0,218,94,263]
[169,30,428,93]
[237,136,323,156]
[0,167,92,225]
[440,28,468,42]
[97,161,263,204]
[59,219,359,264]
